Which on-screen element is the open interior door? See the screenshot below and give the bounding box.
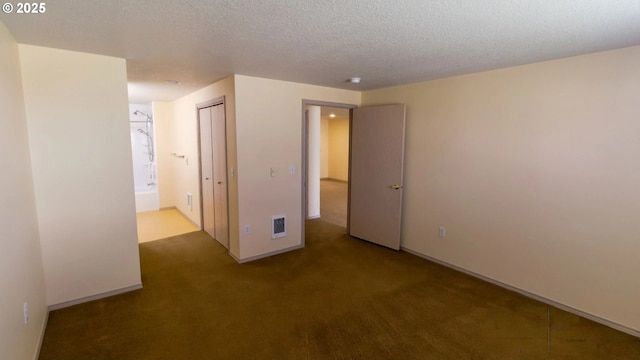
[349,104,406,250]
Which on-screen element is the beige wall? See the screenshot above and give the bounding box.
[166,76,240,257]
[328,118,349,181]
[19,45,141,306]
[234,75,360,260]
[362,45,640,332]
[152,101,174,209]
[0,22,47,360]
[164,75,359,261]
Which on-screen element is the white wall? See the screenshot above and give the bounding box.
[19,45,141,306]
[167,76,240,257]
[306,105,321,218]
[328,118,350,181]
[0,22,47,360]
[234,75,360,260]
[362,45,640,332]
[320,118,329,178]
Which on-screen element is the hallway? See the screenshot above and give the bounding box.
[320,179,347,228]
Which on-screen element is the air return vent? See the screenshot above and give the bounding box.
[271,215,286,239]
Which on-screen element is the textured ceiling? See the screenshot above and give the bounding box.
[2,1,639,103]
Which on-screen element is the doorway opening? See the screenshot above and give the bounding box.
[129,103,200,243]
[129,104,158,213]
[318,106,350,228]
[302,100,357,245]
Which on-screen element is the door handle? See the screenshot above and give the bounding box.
[205,177,210,180]
[390,184,402,190]
[217,181,223,184]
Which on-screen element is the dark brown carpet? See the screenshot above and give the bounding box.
[320,179,347,228]
[39,220,640,359]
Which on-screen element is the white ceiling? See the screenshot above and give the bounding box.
[2,1,639,104]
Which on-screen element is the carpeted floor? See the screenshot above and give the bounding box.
[39,220,640,359]
[320,179,348,228]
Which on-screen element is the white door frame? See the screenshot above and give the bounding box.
[300,100,357,247]
[196,96,229,247]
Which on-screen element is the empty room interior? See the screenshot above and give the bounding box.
[1,1,640,359]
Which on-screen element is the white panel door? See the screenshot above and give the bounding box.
[349,104,406,250]
[199,107,215,238]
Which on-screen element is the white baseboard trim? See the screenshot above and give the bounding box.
[307,215,321,220]
[33,307,49,360]
[230,244,304,264]
[401,246,640,338]
[48,283,143,311]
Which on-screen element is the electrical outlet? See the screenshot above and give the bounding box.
[244,224,251,234]
[270,168,276,177]
[23,302,29,324]
[289,165,295,175]
[439,226,446,238]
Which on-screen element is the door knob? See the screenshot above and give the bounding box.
[205,177,210,180]
[390,184,402,190]
[217,181,223,184]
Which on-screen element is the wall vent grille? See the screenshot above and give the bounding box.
[271,215,286,239]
